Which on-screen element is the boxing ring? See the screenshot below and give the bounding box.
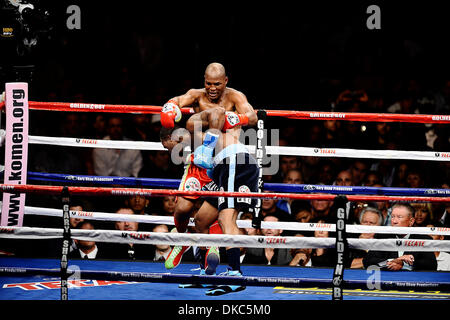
[1,258,450,300]
[0,82,450,301]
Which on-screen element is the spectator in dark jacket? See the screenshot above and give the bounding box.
[244,214,292,266]
[363,203,437,271]
[103,207,154,260]
[69,221,107,260]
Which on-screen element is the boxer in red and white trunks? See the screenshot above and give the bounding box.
[160,127,221,275]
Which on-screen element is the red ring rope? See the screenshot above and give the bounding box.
[1,101,448,123]
[1,184,449,203]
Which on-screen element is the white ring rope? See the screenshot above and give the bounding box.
[23,133,450,161]
[262,146,450,162]
[29,135,166,151]
[4,203,450,236]
[1,226,450,252]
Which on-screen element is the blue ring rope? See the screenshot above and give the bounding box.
[1,266,449,292]
[17,171,450,197]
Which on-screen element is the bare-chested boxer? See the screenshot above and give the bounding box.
[160,63,257,284]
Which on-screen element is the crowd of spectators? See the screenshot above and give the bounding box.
[1,79,448,272]
[1,4,449,271]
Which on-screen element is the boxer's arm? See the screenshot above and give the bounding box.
[161,89,202,128]
[232,91,258,127]
[185,107,226,133]
[170,89,202,108]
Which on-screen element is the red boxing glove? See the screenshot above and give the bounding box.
[222,111,249,131]
[161,99,182,128]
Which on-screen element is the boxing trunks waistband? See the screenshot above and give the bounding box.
[213,143,249,167]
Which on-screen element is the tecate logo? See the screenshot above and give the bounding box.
[319,149,336,154]
[3,280,135,290]
[75,139,97,145]
[315,223,332,228]
[75,211,94,217]
[434,227,450,232]
[434,152,450,158]
[403,240,425,247]
[128,233,151,240]
[396,240,425,247]
[265,237,286,244]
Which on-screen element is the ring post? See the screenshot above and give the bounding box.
[332,195,349,300]
[60,186,70,301]
[252,110,266,229]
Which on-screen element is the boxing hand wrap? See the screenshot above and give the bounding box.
[160,100,182,128]
[193,131,219,169]
[222,112,248,131]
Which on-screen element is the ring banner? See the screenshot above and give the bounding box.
[1,83,29,227]
[60,186,70,301]
[253,110,266,228]
[332,195,349,301]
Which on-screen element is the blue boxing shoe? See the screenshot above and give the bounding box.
[179,269,216,289]
[205,269,246,296]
